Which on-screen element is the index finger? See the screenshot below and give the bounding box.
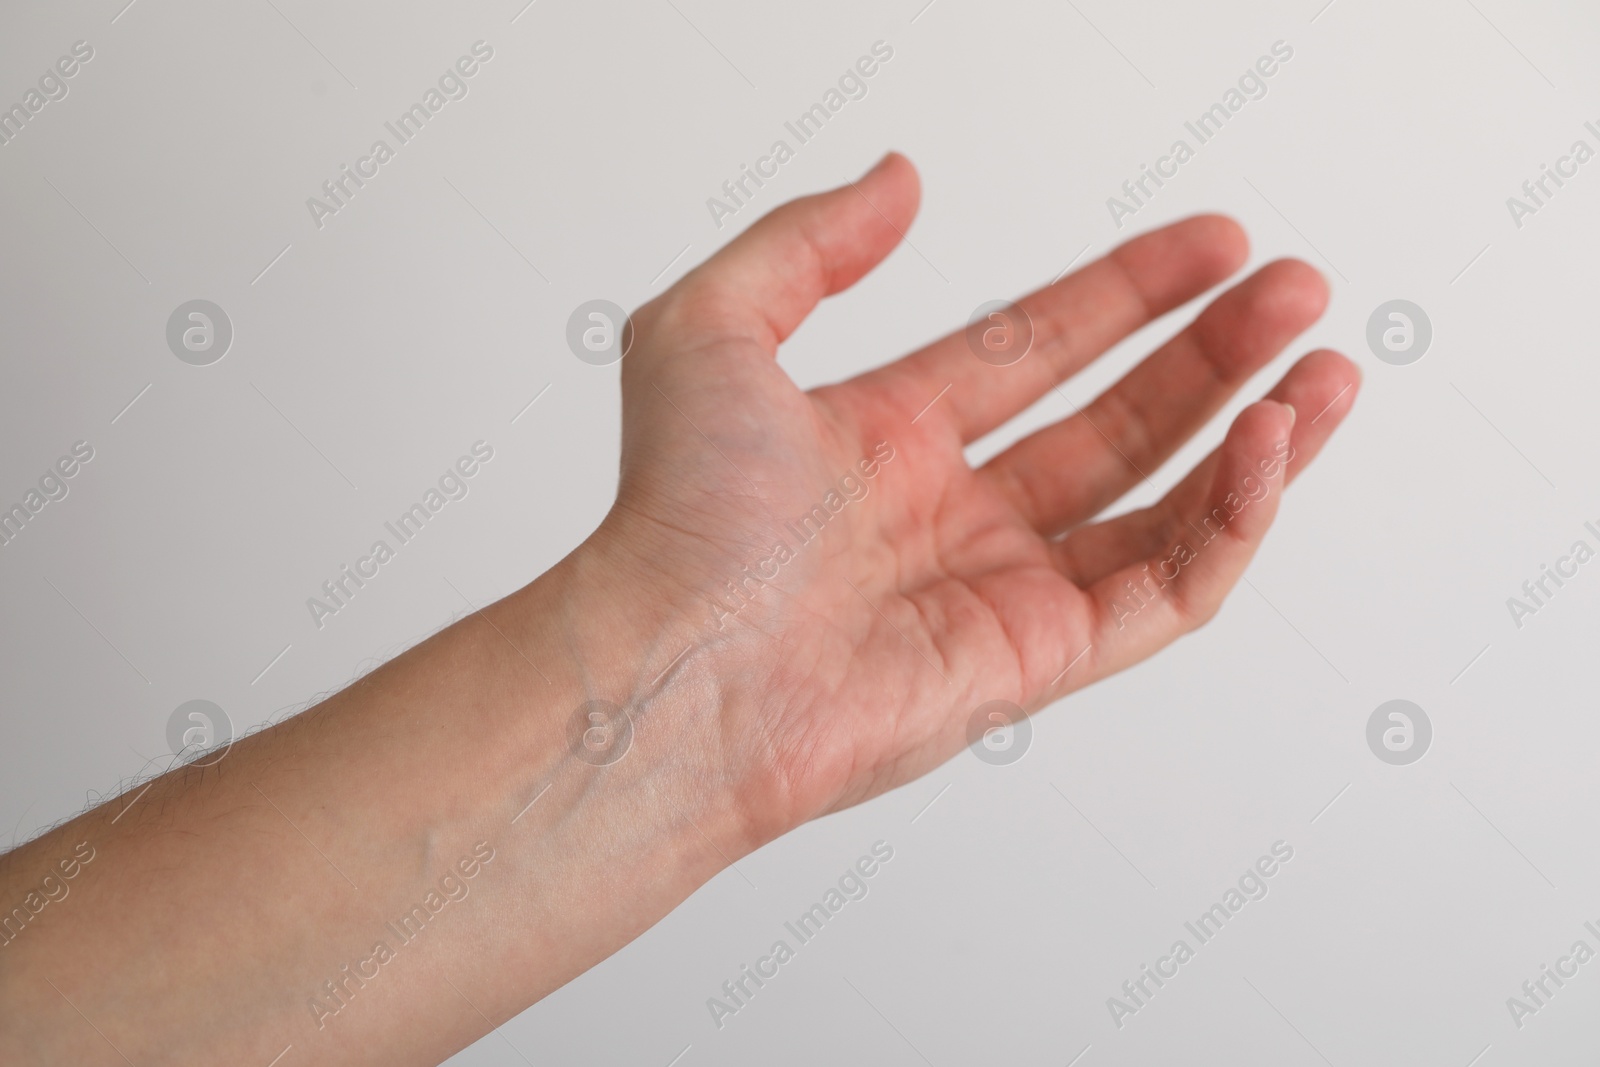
[854,214,1249,443]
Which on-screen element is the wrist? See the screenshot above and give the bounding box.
[498,533,780,871]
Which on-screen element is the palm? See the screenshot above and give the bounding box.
[609,154,1358,826]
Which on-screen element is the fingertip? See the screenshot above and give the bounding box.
[857,150,921,223]
[1256,258,1331,321]
[1296,348,1361,424]
[1306,347,1362,388]
[1186,213,1251,273]
[1113,213,1253,312]
[1167,213,1251,279]
[1230,398,1297,460]
[870,150,918,183]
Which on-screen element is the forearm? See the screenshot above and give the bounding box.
[0,543,752,1066]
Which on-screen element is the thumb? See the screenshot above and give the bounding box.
[647,152,921,354]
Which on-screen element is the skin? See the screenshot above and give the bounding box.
[0,152,1358,1065]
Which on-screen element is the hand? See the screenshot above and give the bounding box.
[0,151,1359,1067]
[587,152,1359,844]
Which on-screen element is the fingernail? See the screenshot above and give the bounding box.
[1282,402,1297,426]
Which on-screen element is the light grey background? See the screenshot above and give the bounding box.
[3,0,1598,1063]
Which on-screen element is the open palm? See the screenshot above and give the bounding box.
[598,153,1358,838]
